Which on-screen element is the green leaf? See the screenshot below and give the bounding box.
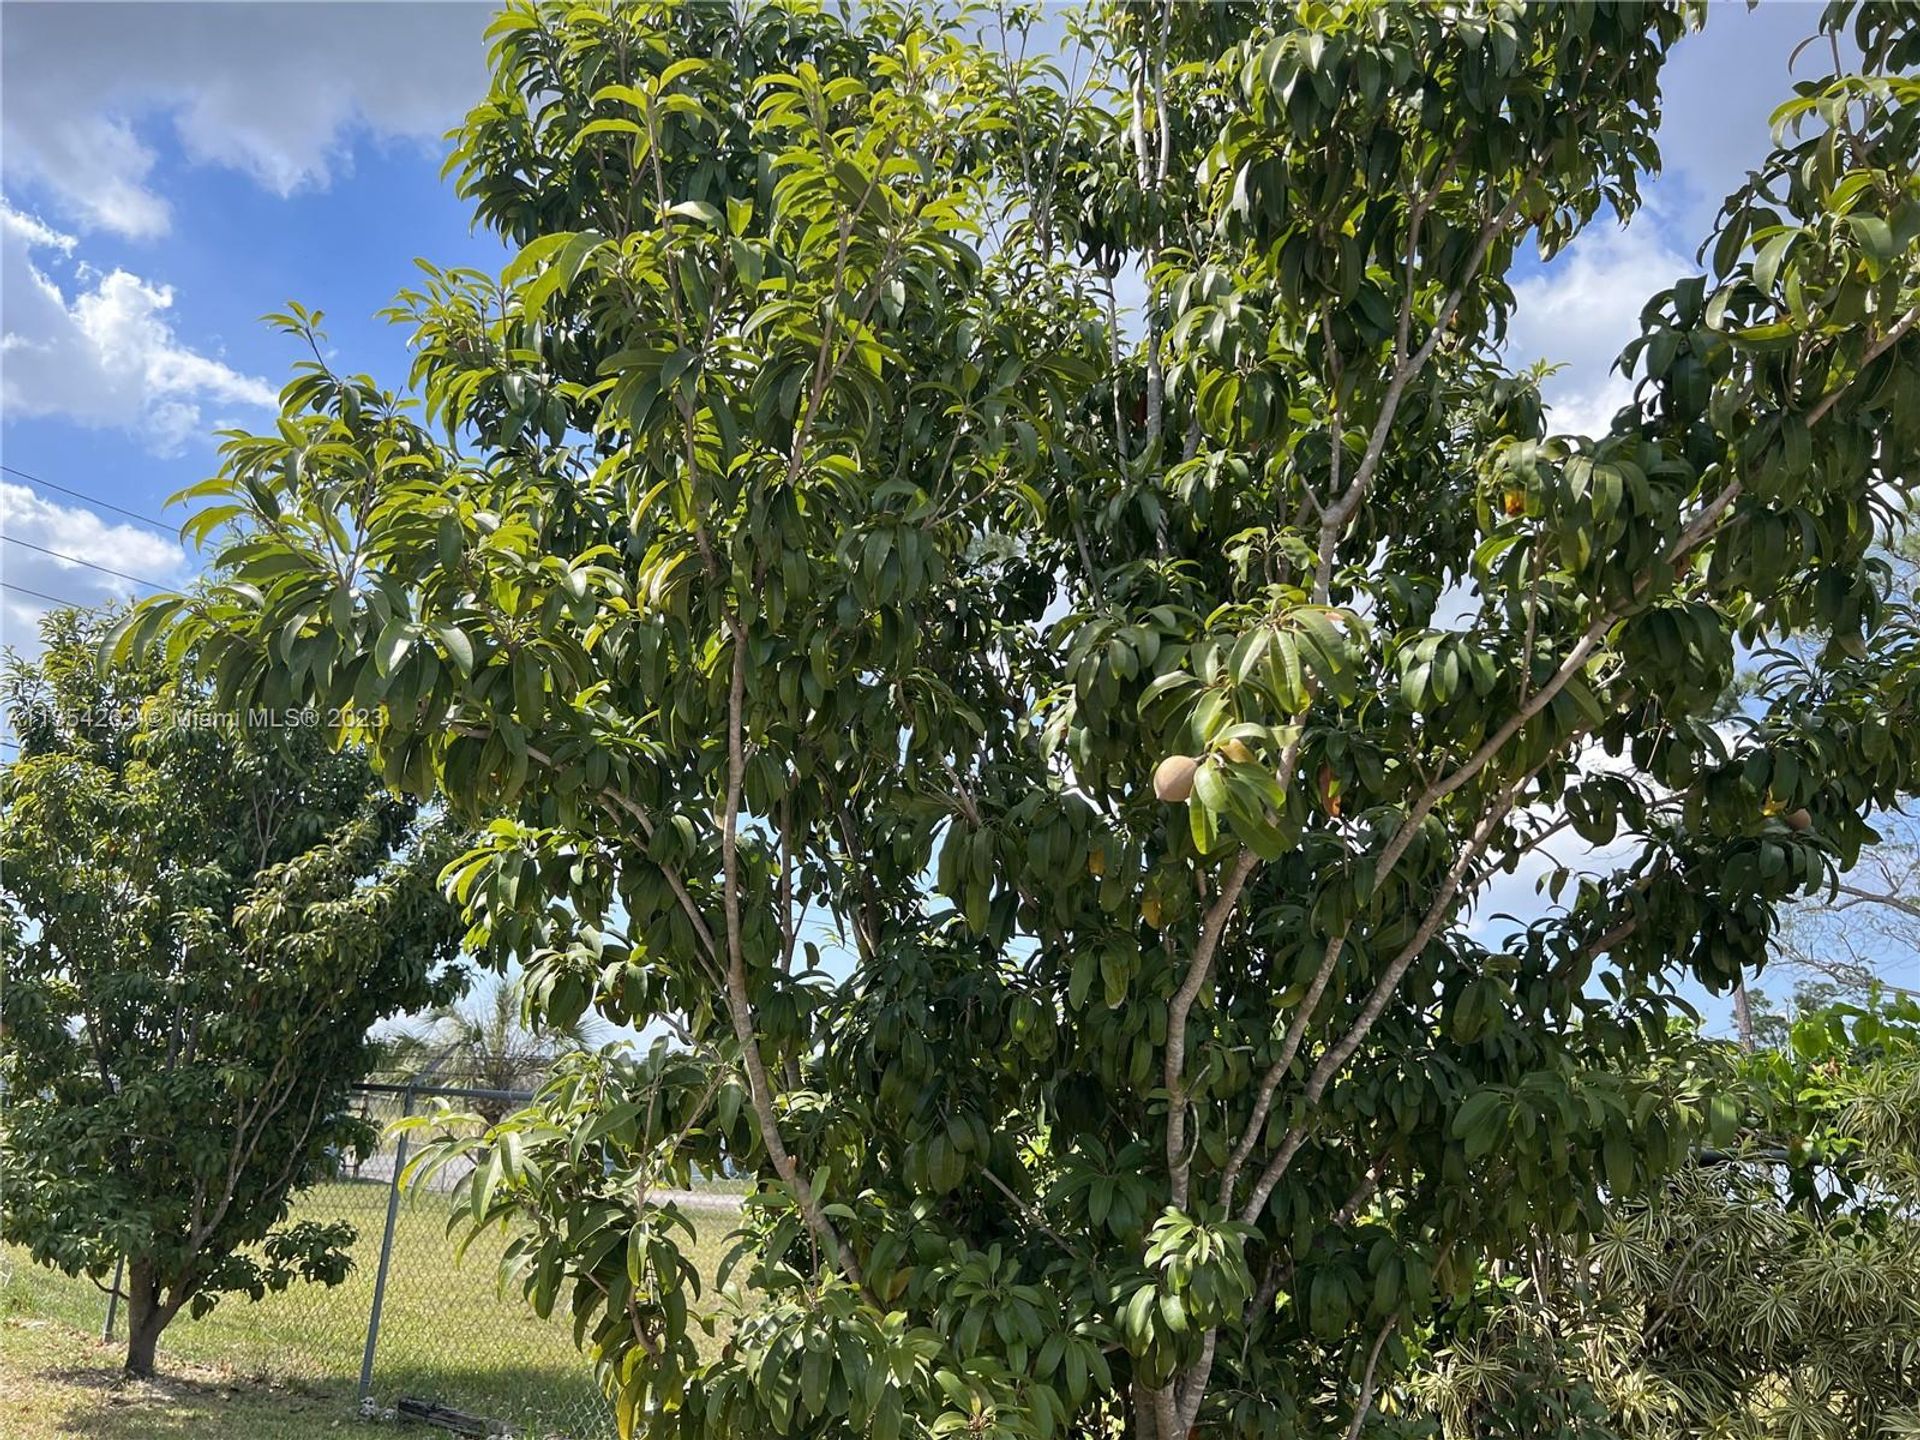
[374,618,413,677]
[575,117,644,145]
[428,621,475,676]
[667,200,723,227]
[1452,1091,1505,1159]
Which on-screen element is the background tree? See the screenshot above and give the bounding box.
[1776,828,1920,994]
[379,972,606,1119]
[0,607,466,1377]
[1409,997,1920,1440]
[135,1,1920,1436]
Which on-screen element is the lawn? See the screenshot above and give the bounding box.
[0,1315,351,1440]
[1,1176,741,1439]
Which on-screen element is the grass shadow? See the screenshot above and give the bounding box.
[2,1319,347,1440]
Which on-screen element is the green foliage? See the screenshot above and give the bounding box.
[126,0,1920,1434]
[1409,999,1920,1439]
[0,607,466,1374]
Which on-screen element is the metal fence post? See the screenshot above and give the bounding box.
[101,1255,124,1341]
[357,1085,415,1404]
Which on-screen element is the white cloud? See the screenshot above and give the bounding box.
[1506,224,1694,440]
[2,202,276,453]
[1654,2,1838,242]
[1,1,489,237]
[1501,5,1834,443]
[0,481,192,651]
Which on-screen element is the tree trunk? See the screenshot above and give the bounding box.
[1130,1382,1161,1440]
[122,1261,172,1378]
[1733,978,1756,1053]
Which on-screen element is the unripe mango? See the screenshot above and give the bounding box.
[1154,754,1199,803]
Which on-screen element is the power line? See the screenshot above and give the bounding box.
[0,464,176,535]
[1,536,169,591]
[1,579,97,608]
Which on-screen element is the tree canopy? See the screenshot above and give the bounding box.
[1,608,466,1375]
[126,1,1920,1434]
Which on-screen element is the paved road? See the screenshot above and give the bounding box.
[341,1148,746,1209]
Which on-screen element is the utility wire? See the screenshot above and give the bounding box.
[0,463,176,535]
[1,536,168,590]
[1,579,97,608]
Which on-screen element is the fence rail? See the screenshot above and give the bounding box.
[61,1080,745,1439]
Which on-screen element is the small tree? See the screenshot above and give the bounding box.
[0,608,465,1376]
[135,1,1920,1434]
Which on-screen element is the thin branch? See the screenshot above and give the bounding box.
[716,629,867,1293]
[1345,1317,1397,1440]
[1366,468,1744,894]
[1313,195,1522,601]
[981,1167,1082,1259]
[451,724,724,986]
[1218,931,1347,1207]
[1832,881,1920,923]
[776,791,797,974]
[1806,304,1919,427]
[1333,1160,1382,1228]
[1127,9,1171,459]
[1239,772,1541,1225]
[1165,848,1260,1209]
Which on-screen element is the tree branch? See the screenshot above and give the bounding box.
[1806,303,1919,427]
[1371,472,1742,892]
[1166,848,1260,1209]
[1832,881,1920,923]
[1239,773,1539,1224]
[1218,931,1347,1207]
[1313,194,1523,601]
[715,629,867,1293]
[1175,1327,1217,1433]
[1345,1317,1397,1440]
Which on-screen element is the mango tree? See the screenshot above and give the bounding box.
[129,1,1920,1434]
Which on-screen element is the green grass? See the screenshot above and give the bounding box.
[1,1177,740,1440]
[0,1315,354,1440]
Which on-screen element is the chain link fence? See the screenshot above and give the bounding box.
[11,1081,742,1439]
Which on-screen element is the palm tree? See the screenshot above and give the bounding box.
[379,974,605,1120]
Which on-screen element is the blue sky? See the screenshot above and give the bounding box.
[0,1,1861,1026]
